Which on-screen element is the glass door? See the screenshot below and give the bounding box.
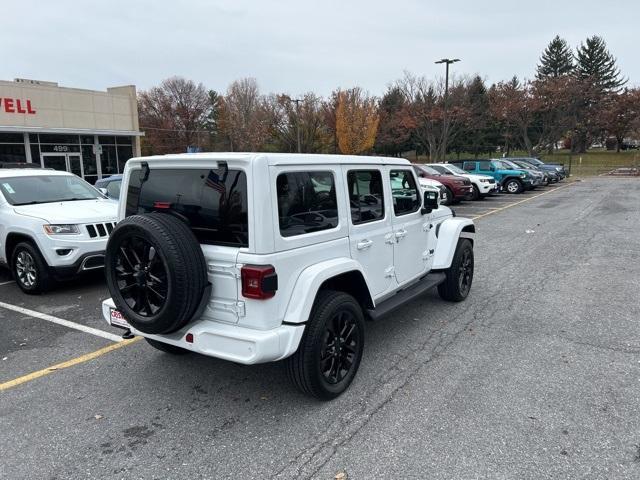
[41,153,67,172]
[67,154,83,177]
[41,153,85,179]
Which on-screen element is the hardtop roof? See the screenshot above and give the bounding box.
[125,152,412,168]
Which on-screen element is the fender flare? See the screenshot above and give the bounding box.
[500,175,521,187]
[432,218,475,270]
[282,258,374,324]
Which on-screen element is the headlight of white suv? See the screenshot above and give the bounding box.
[43,224,80,235]
[479,178,490,183]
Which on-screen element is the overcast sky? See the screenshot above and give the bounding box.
[2,0,637,97]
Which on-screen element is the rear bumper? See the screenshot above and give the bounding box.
[101,298,305,364]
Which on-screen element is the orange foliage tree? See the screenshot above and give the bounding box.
[335,88,379,155]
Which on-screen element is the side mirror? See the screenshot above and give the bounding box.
[422,190,439,214]
[99,187,109,197]
[490,166,496,171]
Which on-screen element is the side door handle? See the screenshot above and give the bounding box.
[356,239,374,250]
[394,229,408,241]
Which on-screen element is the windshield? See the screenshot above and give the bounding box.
[502,160,520,169]
[526,158,543,165]
[414,165,440,176]
[0,175,100,206]
[443,164,467,175]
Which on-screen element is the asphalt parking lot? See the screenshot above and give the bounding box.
[2,177,640,479]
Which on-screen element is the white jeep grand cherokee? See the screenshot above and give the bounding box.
[102,153,475,399]
[0,169,118,293]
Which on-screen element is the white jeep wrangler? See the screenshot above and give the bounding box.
[102,153,475,399]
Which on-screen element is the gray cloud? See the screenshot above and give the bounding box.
[2,0,636,96]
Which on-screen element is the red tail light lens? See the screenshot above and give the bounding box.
[241,265,277,299]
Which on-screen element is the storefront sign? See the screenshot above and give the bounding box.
[0,98,36,114]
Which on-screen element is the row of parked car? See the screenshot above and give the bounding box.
[413,157,567,204]
[0,156,565,295]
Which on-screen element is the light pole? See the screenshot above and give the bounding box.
[291,98,303,153]
[435,58,460,161]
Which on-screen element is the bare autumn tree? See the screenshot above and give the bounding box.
[138,76,211,155]
[335,87,379,155]
[489,77,538,157]
[219,78,270,151]
[264,93,332,153]
[601,88,640,152]
[398,72,469,161]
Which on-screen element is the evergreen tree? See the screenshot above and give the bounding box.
[536,35,574,79]
[576,35,626,92]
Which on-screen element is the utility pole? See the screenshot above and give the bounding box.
[291,98,303,153]
[434,58,460,161]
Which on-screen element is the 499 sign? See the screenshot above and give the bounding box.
[0,97,36,114]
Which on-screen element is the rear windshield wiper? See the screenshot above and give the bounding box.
[14,200,42,206]
[57,197,96,202]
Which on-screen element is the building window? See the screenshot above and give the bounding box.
[101,145,118,175]
[39,134,80,145]
[0,133,25,143]
[0,144,26,163]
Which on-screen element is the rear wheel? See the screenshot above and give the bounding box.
[12,242,53,294]
[438,239,474,302]
[504,178,523,194]
[286,290,364,400]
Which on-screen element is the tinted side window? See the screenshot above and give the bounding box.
[127,168,249,247]
[463,161,476,171]
[347,170,385,225]
[389,170,419,216]
[277,171,338,237]
[478,161,492,171]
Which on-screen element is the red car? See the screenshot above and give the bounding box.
[412,164,473,204]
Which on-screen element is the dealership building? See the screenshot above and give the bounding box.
[0,78,142,184]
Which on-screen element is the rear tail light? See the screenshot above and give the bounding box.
[241,265,278,299]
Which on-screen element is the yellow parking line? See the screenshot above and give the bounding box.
[0,337,141,392]
[472,182,576,221]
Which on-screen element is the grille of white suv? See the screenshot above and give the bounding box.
[86,222,116,238]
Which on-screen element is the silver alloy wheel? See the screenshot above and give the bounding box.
[16,251,37,288]
[506,181,519,193]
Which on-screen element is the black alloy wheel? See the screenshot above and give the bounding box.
[320,310,360,385]
[458,247,473,298]
[286,290,365,400]
[115,235,169,317]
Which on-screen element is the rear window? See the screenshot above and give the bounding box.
[277,171,338,237]
[126,168,249,247]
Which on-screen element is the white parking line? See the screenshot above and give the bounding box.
[0,280,14,286]
[0,301,123,342]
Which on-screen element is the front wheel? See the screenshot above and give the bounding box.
[471,184,481,200]
[438,239,474,302]
[504,178,523,194]
[12,242,53,294]
[442,187,454,205]
[285,290,365,400]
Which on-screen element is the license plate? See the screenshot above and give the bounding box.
[109,308,131,329]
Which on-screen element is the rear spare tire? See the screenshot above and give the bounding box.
[105,213,208,334]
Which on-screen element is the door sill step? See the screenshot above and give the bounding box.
[366,272,446,321]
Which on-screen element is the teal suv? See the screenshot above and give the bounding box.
[449,159,532,194]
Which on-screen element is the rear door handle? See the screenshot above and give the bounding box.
[394,229,407,240]
[357,239,374,250]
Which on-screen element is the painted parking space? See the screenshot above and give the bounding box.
[0,179,578,393]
